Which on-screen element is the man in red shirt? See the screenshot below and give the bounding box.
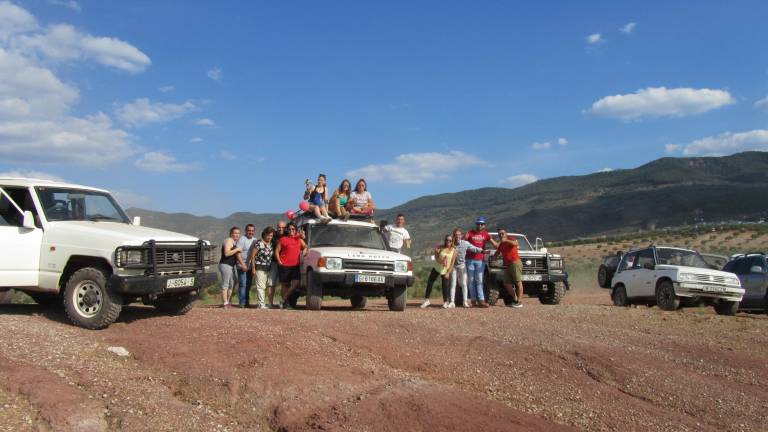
[275,223,307,309]
[493,228,523,308]
[464,217,499,307]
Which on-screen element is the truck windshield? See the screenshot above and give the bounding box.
[35,187,130,223]
[310,224,387,250]
[656,248,710,269]
[489,234,533,251]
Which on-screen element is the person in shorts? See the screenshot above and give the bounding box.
[494,228,523,308]
[249,226,275,309]
[274,223,307,309]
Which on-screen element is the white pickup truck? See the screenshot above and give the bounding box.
[0,178,217,329]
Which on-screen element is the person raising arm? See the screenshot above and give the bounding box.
[274,223,308,310]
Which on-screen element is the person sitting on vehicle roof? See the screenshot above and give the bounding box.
[347,178,375,217]
[329,178,351,220]
[304,174,332,223]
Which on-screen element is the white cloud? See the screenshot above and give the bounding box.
[49,0,81,12]
[195,118,216,127]
[220,150,236,160]
[666,129,768,156]
[0,169,64,181]
[0,1,38,40]
[586,33,604,44]
[114,98,197,127]
[134,151,198,173]
[207,66,222,82]
[346,150,488,184]
[189,137,203,143]
[531,141,551,150]
[755,96,768,111]
[557,137,568,146]
[158,85,174,93]
[620,22,637,34]
[111,189,151,208]
[14,24,150,73]
[586,87,735,120]
[500,174,538,188]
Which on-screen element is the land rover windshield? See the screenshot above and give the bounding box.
[35,187,130,223]
[310,224,387,250]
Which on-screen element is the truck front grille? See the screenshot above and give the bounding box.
[154,248,199,267]
[693,274,727,284]
[521,257,548,275]
[342,259,394,272]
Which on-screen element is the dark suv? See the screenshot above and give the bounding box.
[723,253,768,313]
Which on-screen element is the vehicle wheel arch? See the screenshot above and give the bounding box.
[655,276,674,292]
[60,256,113,290]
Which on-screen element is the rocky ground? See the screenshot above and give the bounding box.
[0,287,766,432]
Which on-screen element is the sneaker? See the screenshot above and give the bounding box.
[283,302,294,310]
[224,303,234,309]
[448,302,456,309]
[477,301,490,308]
[419,299,431,309]
[258,304,269,310]
[511,302,523,309]
[442,302,450,309]
[463,302,471,308]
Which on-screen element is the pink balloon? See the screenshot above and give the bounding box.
[299,201,310,212]
[286,210,296,220]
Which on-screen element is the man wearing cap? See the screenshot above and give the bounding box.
[465,217,498,307]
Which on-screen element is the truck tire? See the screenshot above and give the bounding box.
[487,285,500,306]
[713,300,738,316]
[0,289,13,304]
[611,285,630,307]
[388,284,407,311]
[154,293,198,315]
[63,267,122,330]
[306,270,322,311]
[27,292,62,307]
[655,280,680,311]
[538,283,565,305]
[597,265,612,288]
[350,295,367,309]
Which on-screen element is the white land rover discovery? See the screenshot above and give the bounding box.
[289,215,415,311]
[0,178,217,329]
[610,246,744,315]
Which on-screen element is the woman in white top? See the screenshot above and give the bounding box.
[347,178,375,216]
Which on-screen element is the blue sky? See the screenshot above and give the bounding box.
[1,0,767,216]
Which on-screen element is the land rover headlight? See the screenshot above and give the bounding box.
[118,249,144,266]
[725,275,740,286]
[678,273,696,282]
[324,257,343,270]
[202,247,213,263]
[395,260,411,273]
[549,258,563,271]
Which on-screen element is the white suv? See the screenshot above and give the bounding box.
[610,246,744,315]
[289,215,414,311]
[0,178,217,329]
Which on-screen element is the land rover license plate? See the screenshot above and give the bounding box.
[522,274,543,282]
[702,285,726,293]
[167,277,195,289]
[355,275,385,284]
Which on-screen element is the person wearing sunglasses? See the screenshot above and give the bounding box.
[420,234,457,309]
[274,223,308,309]
[464,217,499,308]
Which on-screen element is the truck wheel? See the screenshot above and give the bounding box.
[0,289,13,304]
[611,285,630,307]
[598,265,611,288]
[655,280,680,311]
[306,270,322,311]
[487,285,500,306]
[27,292,62,308]
[154,293,198,315]
[350,295,367,309]
[713,300,738,316]
[63,267,122,330]
[388,284,407,311]
[539,283,565,305]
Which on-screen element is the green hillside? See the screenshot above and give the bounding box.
[127,152,768,252]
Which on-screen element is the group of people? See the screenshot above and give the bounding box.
[218,220,307,309]
[420,217,525,309]
[303,174,376,221]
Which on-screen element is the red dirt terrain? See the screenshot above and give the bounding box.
[0,287,766,431]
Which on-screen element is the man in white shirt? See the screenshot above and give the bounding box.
[383,214,411,254]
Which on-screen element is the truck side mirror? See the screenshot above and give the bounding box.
[22,211,36,230]
[133,216,141,226]
[750,266,764,274]
[535,237,544,251]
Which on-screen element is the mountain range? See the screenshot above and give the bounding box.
[127,151,768,253]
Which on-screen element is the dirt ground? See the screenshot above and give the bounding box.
[0,286,766,432]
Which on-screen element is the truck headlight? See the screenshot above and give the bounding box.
[119,250,144,266]
[549,259,563,271]
[324,257,342,270]
[202,247,213,263]
[725,275,740,286]
[395,261,411,273]
[678,273,696,281]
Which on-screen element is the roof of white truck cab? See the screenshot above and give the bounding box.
[0,177,109,193]
[297,216,378,228]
